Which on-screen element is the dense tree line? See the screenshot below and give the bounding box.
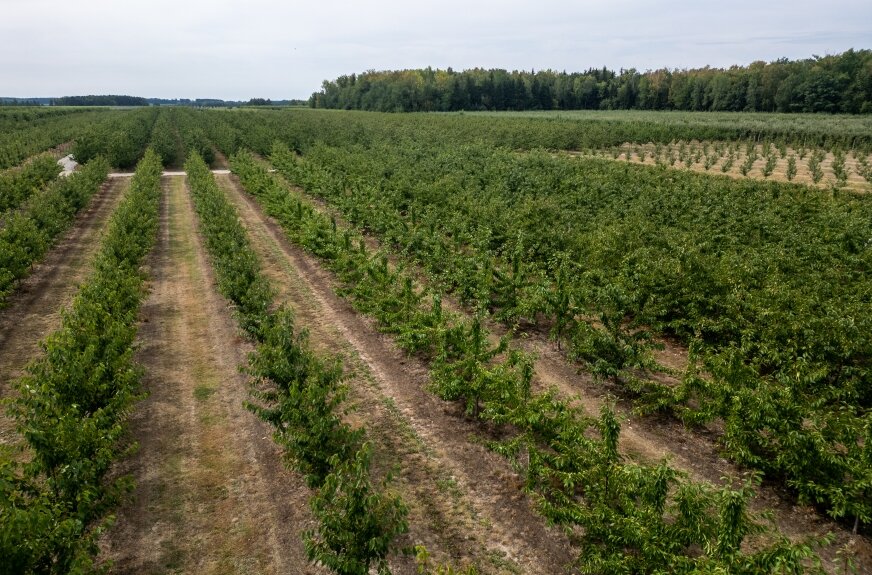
[145,97,307,107]
[52,95,149,106]
[0,98,45,106]
[311,49,872,114]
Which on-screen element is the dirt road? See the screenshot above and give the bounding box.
[101,176,322,575]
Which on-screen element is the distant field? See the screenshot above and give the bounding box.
[463,109,872,148]
[466,108,871,127]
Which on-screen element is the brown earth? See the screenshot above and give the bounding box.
[212,149,229,170]
[99,176,322,575]
[0,177,128,448]
[216,172,577,575]
[261,168,872,574]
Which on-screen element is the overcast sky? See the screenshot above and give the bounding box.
[2,0,870,100]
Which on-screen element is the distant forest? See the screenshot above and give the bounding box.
[310,49,872,114]
[52,95,150,106]
[29,96,306,107]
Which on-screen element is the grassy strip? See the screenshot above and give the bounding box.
[231,149,828,575]
[0,157,110,304]
[184,152,407,575]
[0,149,163,574]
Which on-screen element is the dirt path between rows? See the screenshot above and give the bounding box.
[264,169,871,573]
[100,176,322,575]
[217,173,577,575]
[0,178,128,448]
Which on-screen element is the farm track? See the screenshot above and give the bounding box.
[265,169,872,574]
[101,176,321,575]
[217,172,577,575]
[0,177,128,448]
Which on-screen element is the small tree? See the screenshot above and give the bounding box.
[305,444,408,575]
[786,155,797,181]
[431,316,508,418]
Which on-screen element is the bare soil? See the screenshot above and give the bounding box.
[213,149,230,170]
[100,176,322,575]
[217,173,577,575]
[0,178,128,448]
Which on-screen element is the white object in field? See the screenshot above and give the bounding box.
[107,169,233,178]
[58,154,78,177]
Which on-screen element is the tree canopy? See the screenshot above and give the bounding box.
[310,50,872,114]
[51,94,149,106]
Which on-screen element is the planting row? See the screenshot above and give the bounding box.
[0,154,62,215]
[0,108,110,170]
[150,109,215,168]
[72,108,158,170]
[184,152,409,575]
[267,136,872,532]
[231,150,826,574]
[0,157,109,304]
[200,108,872,157]
[588,140,872,188]
[0,150,163,574]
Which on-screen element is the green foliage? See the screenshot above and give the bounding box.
[857,155,872,184]
[232,150,828,573]
[191,150,406,573]
[51,95,149,107]
[762,153,777,177]
[431,316,510,417]
[71,108,157,169]
[148,109,184,168]
[247,308,361,488]
[786,154,797,181]
[0,108,111,170]
[158,109,215,167]
[202,106,872,160]
[0,157,109,304]
[305,444,408,575]
[0,149,162,573]
[311,50,872,117]
[740,151,757,176]
[808,150,825,183]
[185,151,272,336]
[0,155,61,214]
[258,128,872,529]
[832,149,848,187]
